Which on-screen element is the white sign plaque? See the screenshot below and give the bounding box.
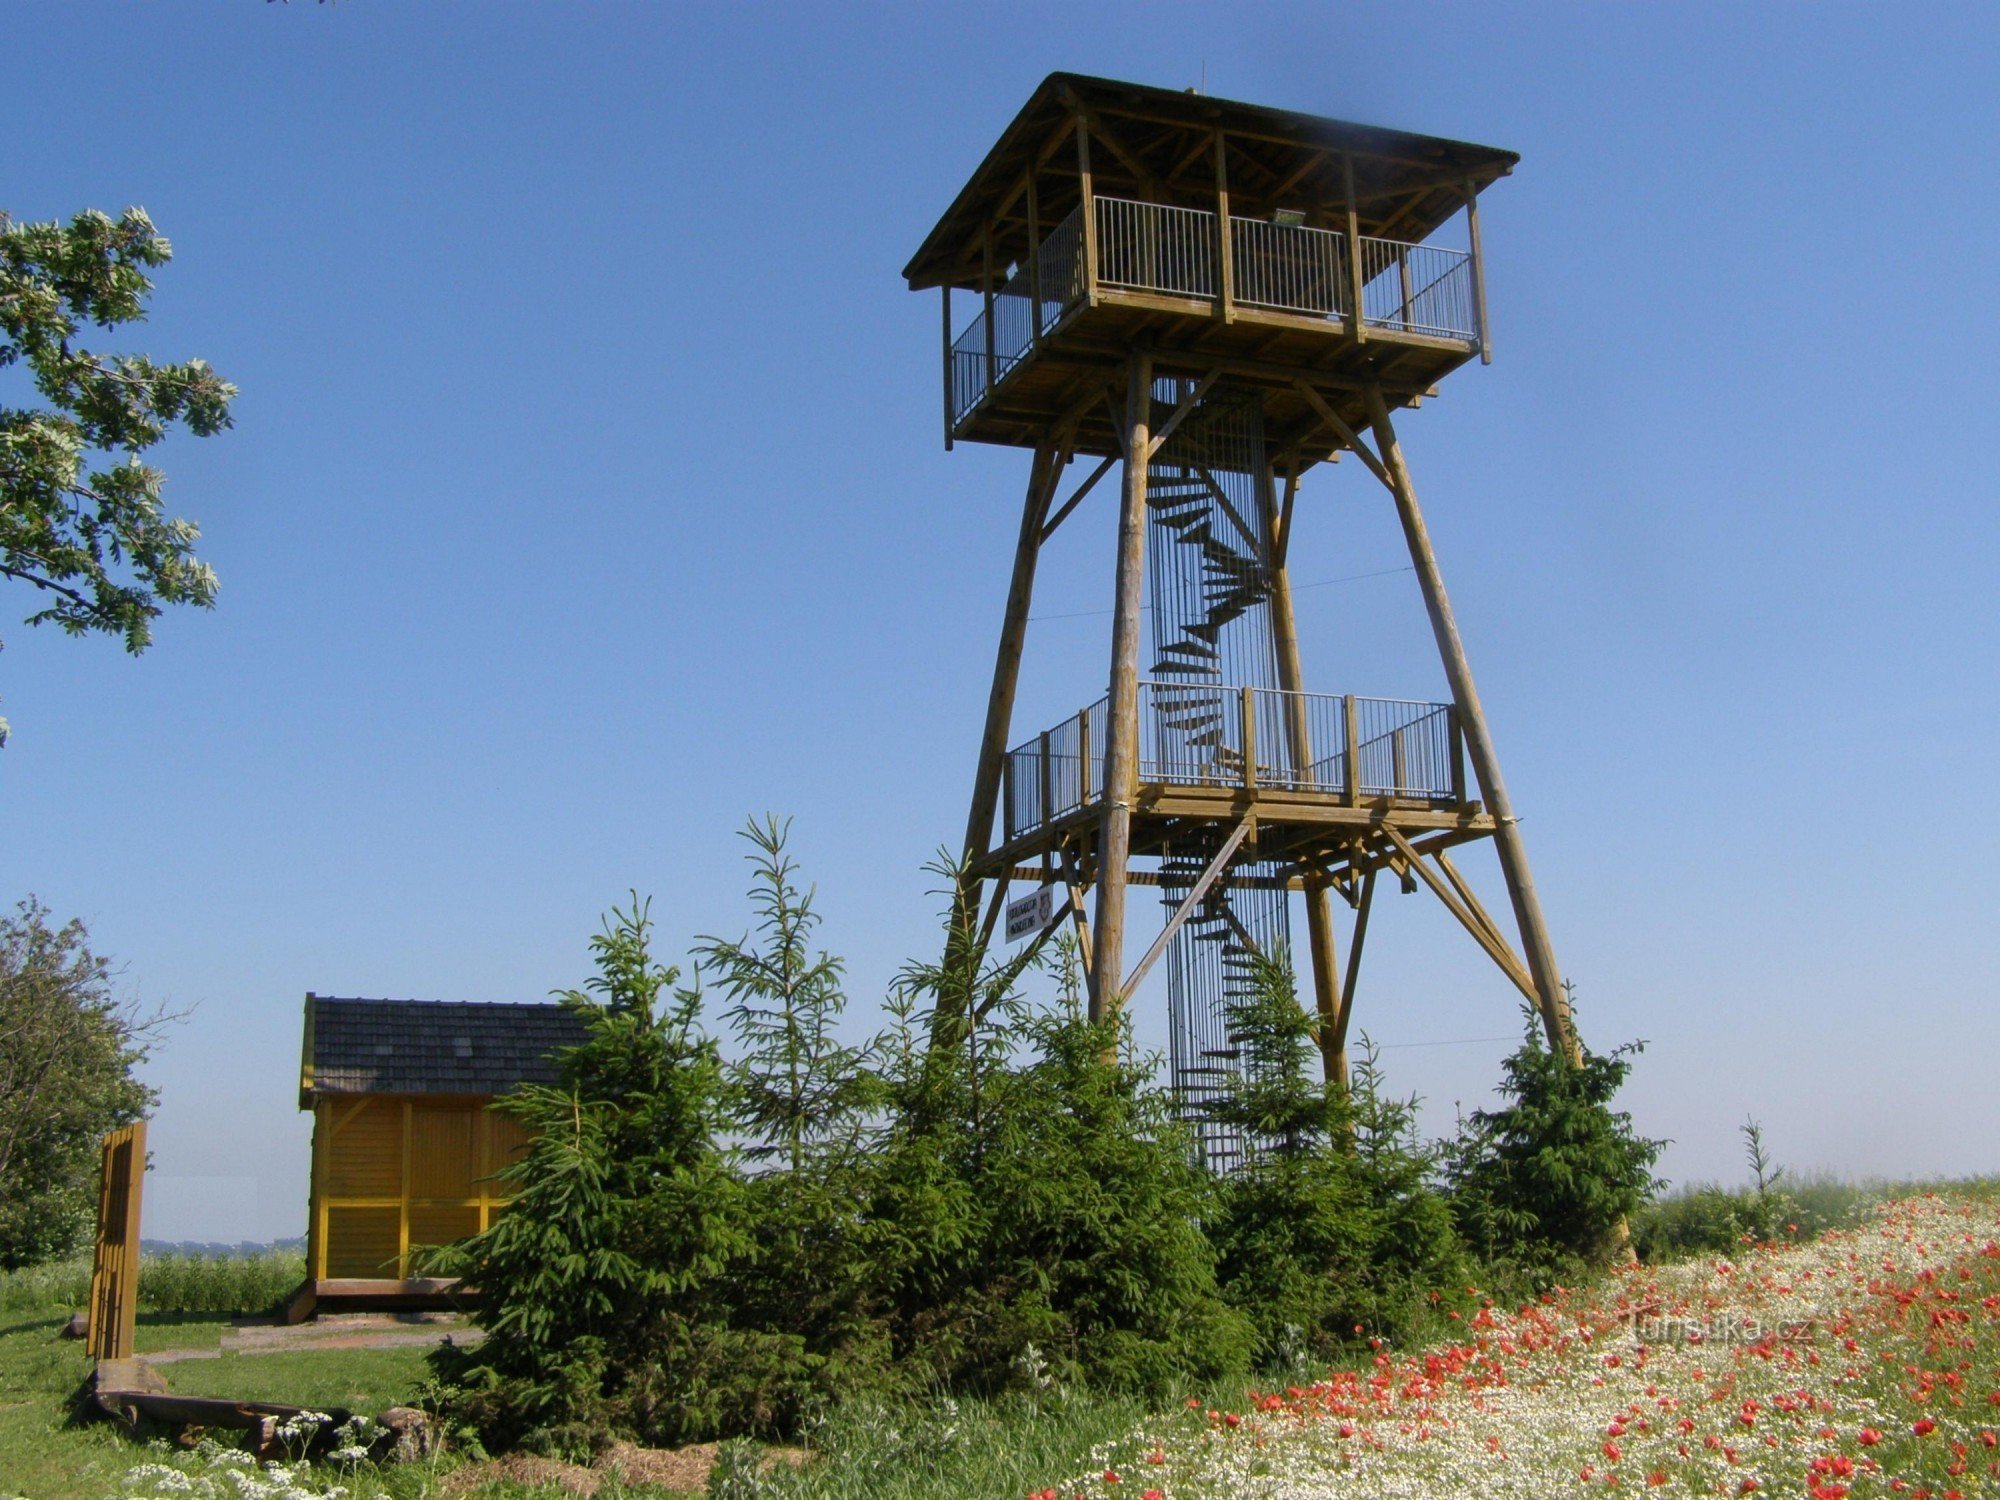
[1004,886,1055,942]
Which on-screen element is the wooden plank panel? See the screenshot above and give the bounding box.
[322,1100,401,1197]
[324,1205,401,1278]
[410,1103,476,1199]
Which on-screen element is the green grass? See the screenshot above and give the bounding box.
[0,1306,436,1500]
[160,1343,434,1411]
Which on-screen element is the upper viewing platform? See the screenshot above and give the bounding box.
[905,74,1518,458]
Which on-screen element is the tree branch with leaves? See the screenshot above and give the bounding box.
[1,207,235,744]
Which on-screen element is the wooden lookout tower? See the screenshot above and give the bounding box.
[906,74,1580,1158]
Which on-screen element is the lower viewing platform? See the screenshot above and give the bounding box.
[979,681,1480,877]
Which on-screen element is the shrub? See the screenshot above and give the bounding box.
[1447,1001,1663,1282]
[429,897,759,1454]
[1206,962,1463,1364]
[869,914,1252,1399]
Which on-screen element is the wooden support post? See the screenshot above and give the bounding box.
[1123,818,1252,1003]
[398,1099,413,1279]
[1078,702,1094,802]
[1342,153,1365,342]
[1330,869,1375,1066]
[1465,182,1492,363]
[1061,848,1094,985]
[961,440,1060,875]
[940,285,954,448]
[982,230,998,390]
[1382,826,1536,1001]
[1239,685,1257,792]
[1026,172,1043,347]
[1303,876,1347,1085]
[1364,388,1577,1059]
[1042,454,1115,543]
[977,872,1014,951]
[1214,130,1234,323]
[1450,708,1468,806]
[1342,693,1361,805]
[86,1121,146,1362]
[1077,116,1099,306]
[1090,350,1152,1023]
[1038,728,1053,824]
[1398,245,1415,333]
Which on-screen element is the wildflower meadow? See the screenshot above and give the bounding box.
[1049,1194,2000,1499]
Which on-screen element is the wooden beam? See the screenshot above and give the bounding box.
[1061,847,1094,986]
[1077,115,1099,306]
[1041,453,1116,542]
[1465,181,1493,364]
[1026,171,1043,350]
[1330,869,1375,1063]
[1061,93,1159,196]
[1343,153,1365,342]
[1121,818,1253,1004]
[1214,131,1235,325]
[1437,850,1509,954]
[1274,454,1301,570]
[1145,370,1219,458]
[1365,387,1576,1059]
[940,285,954,449]
[962,440,1063,871]
[1294,382,1393,490]
[976,871,1014,952]
[1380,825,1536,1002]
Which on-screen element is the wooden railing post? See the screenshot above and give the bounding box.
[1343,693,1361,805]
[1026,172,1043,348]
[1450,707,1468,806]
[1079,702,1094,802]
[982,229,998,392]
[1001,750,1016,840]
[940,285,954,447]
[1397,245,1414,332]
[1240,685,1257,793]
[1077,115,1099,307]
[1342,153,1365,342]
[1465,181,1492,364]
[1391,723,1407,794]
[1214,130,1234,324]
[1039,729,1053,827]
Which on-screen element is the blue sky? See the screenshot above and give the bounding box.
[5,3,1997,1242]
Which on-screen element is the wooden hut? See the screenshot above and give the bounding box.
[289,993,587,1321]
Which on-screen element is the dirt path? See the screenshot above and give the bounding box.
[145,1312,486,1365]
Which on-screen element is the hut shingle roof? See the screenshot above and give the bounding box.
[299,994,587,1105]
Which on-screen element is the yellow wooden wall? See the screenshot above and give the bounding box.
[306,1095,533,1280]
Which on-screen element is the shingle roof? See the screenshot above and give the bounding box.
[300,994,589,1106]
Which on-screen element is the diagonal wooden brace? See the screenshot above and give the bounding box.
[1120,817,1253,1005]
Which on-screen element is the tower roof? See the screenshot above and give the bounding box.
[904,72,1519,292]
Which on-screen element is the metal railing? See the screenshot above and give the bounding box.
[949,198,1477,428]
[1229,215,1349,318]
[1356,237,1476,340]
[1095,197,1217,300]
[950,206,1083,425]
[1001,682,1463,843]
[1002,694,1107,841]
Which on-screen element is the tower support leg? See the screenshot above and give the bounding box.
[1302,877,1348,1084]
[1363,387,1579,1061]
[962,438,1062,875]
[1090,351,1153,1023]
[1258,456,1349,1084]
